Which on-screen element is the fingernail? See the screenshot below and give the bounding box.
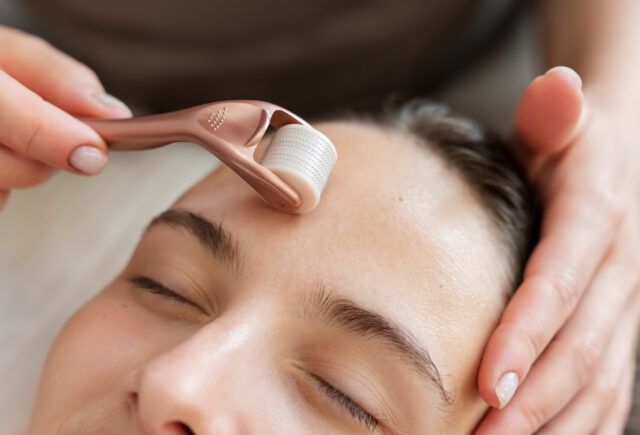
[495,371,519,409]
[547,66,582,89]
[91,91,129,110]
[69,146,108,175]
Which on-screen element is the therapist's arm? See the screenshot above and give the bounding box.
[476,1,640,434]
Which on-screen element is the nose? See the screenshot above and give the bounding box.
[129,321,264,435]
[131,384,244,435]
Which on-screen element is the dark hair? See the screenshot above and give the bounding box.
[381,100,537,294]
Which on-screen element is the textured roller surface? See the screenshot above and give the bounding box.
[261,124,337,213]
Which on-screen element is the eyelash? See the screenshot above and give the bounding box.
[129,276,201,310]
[310,373,379,431]
[130,276,378,431]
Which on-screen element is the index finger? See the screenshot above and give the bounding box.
[0,25,131,119]
[477,184,622,408]
[0,70,108,174]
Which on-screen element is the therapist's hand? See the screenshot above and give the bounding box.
[475,67,640,434]
[0,25,131,211]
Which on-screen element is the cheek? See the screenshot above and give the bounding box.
[32,285,184,424]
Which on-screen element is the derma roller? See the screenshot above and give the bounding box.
[82,100,337,213]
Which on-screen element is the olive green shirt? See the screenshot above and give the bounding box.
[25,0,515,115]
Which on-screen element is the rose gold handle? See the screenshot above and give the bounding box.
[81,108,199,150]
[80,101,304,213]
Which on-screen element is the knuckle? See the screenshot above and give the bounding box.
[13,32,52,55]
[614,388,634,419]
[544,272,581,314]
[21,103,47,156]
[568,334,605,385]
[0,26,36,46]
[591,375,620,405]
[520,401,550,433]
[592,188,626,227]
[73,64,102,88]
[75,62,100,82]
[604,197,625,225]
[513,323,547,361]
[19,33,53,53]
[0,24,13,42]
[620,232,640,263]
[46,57,102,93]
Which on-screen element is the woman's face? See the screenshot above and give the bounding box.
[29,122,509,434]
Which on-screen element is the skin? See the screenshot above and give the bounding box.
[476,1,640,433]
[3,1,640,429]
[476,67,640,434]
[28,122,510,434]
[0,24,130,195]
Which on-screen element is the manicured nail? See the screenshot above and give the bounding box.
[69,146,108,175]
[547,66,582,89]
[91,91,129,110]
[495,371,519,409]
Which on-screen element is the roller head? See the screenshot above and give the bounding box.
[259,124,337,213]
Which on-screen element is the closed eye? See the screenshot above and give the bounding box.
[310,373,379,431]
[131,276,379,431]
[129,275,206,314]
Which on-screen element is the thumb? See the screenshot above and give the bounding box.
[514,66,586,155]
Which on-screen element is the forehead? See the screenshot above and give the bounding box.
[174,122,502,274]
[172,120,506,362]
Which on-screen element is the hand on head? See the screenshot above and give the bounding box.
[476,66,640,435]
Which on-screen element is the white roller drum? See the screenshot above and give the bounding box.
[260,124,337,213]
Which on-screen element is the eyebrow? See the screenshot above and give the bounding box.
[305,284,454,407]
[148,209,453,406]
[147,209,243,274]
